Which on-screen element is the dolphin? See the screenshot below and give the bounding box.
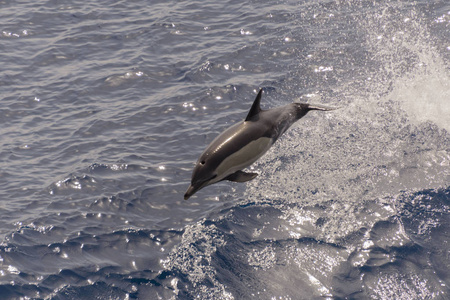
[184,89,335,200]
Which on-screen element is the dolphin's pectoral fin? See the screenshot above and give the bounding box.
[224,170,258,182]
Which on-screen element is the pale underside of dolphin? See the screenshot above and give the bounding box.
[184,89,335,200]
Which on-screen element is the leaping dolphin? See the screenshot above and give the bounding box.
[184,89,335,200]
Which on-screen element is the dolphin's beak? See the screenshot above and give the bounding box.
[184,184,199,200]
[184,175,217,200]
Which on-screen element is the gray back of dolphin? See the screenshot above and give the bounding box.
[184,89,335,200]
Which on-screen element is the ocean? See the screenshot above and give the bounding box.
[0,0,449,299]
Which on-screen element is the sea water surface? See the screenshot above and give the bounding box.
[1,0,449,299]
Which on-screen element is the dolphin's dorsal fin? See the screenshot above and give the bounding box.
[245,89,263,121]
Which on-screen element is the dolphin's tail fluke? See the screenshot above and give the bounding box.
[305,103,337,111]
[293,102,337,120]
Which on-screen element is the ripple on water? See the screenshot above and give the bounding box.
[0,226,183,298]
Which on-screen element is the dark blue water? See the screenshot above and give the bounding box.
[1,0,449,299]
